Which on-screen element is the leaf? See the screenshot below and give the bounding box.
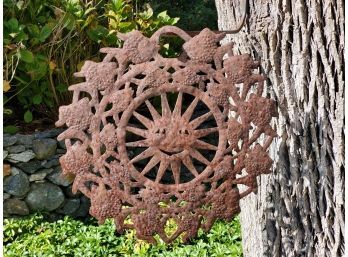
[6,18,19,30]
[33,94,42,105]
[4,108,13,115]
[172,17,180,25]
[84,7,96,16]
[3,80,11,92]
[157,11,169,20]
[24,110,33,123]
[19,49,34,63]
[4,125,19,134]
[39,24,53,42]
[56,84,68,93]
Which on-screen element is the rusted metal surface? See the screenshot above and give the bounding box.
[56,25,277,244]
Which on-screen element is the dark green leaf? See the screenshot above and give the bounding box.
[6,18,19,30]
[19,49,34,63]
[39,24,53,42]
[24,110,33,123]
[32,94,42,105]
[4,125,19,134]
[56,84,68,93]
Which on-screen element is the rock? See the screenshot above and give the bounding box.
[72,196,90,217]
[64,184,82,198]
[4,135,18,147]
[25,182,65,211]
[32,139,57,160]
[7,150,36,163]
[4,167,30,196]
[56,149,66,154]
[47,167,74,186]
[34,128,64,139]
[56,199,80,215]
[29,168,53,182]
[16,134,34,146]
[16,160,43,174]
[4,199,30,215]
[42,157,60,169]
[3,151,8,160]
[6,145,26,153]
[58,140,66,149]
[4,193,11,200]
[3,164,11,177]
[46,213,63,222]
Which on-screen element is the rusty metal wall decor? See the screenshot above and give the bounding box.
[56,25,277,244]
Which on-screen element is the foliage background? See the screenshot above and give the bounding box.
[3,0,217,133]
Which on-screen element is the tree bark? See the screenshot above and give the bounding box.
[214,0,344,256]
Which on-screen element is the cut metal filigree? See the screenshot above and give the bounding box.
[56,25,277,244]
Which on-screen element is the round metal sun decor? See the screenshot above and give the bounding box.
[56,25,277,244]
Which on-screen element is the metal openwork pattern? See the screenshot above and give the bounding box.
[56,25,277,244]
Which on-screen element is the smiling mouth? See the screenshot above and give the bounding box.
[160,149,183,155]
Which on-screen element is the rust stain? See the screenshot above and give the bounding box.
[56,26,277,244]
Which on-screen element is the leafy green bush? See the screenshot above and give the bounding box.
[3,0,179,126]
[4,214,243,257]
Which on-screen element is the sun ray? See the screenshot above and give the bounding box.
[130,148,154,163]
[193,127,219,138]
[155,160,169,183]
[145,100,161,121]
[182,156,199,177]
[172,91,183,117]
[133,111,153,129]
[182,98,199,121]
[141,155,160,175]
[126,126,148,138]
[171,161,181,184]
[161,93,171,117]
[189,112,212,129]
[192,139,218,150]
[189,148,210,165]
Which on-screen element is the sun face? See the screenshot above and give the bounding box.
[117,85,225,189]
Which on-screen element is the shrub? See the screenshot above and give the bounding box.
[3,0,179,127]
[4,214,243,257]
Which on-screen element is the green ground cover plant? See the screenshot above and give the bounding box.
[4,214,243,257]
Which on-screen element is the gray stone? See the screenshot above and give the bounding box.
[46,213,63,222]
[4,199,30,215]
[16,160,43,174]
[58,140,66,149]
[42,157,60,169]
[16,134,34,146]
[72,196,90,217]
[56,199,80,215]
[29,168,53,182]
[34,128,64,139]
[7,150,36,163]
[64,184,82,198]
[47,167,74,186]
[6,145,26,154]
[25,182,65,211]
[4,151,8,160]
[4,167,30,196]
[4,135,18,147]
[32,139,57,160]
[56,149,66,154]
[4,193,11,200]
